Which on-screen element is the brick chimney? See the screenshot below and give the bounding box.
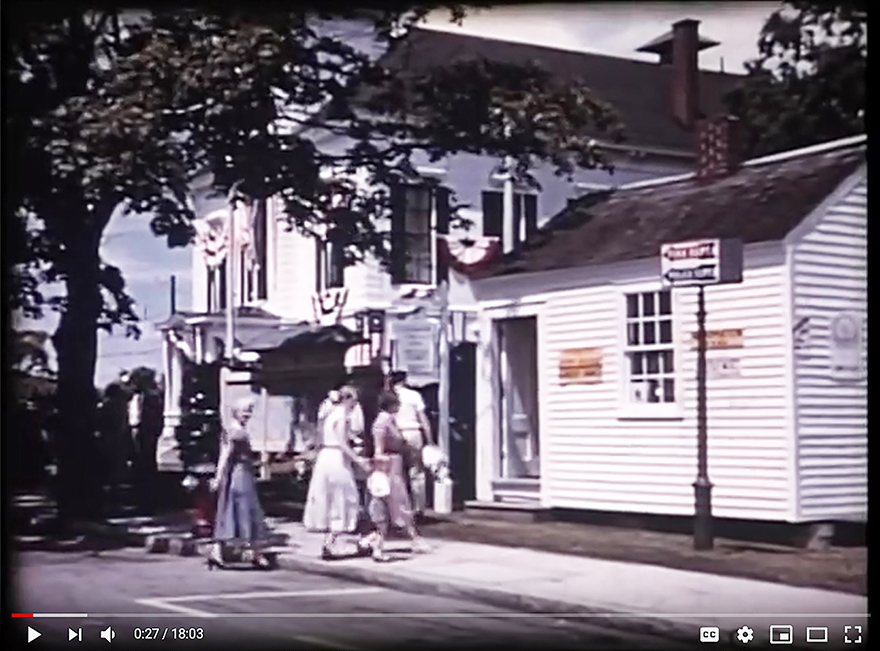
[671,19,700,129]
[637,20,719,130]
[697,115,742,179]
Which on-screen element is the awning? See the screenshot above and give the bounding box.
[155,306,282,331]
[240,323,366,353]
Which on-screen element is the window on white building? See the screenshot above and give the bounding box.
[389,182,451,285]
[316,229,346,291]
[251,198,269,301]
[623,289,676,405]
[207,260,227,313]
[481,190,538,245]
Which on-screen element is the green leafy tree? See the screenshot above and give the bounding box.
[6,7,623,522]
[724,0,866,158]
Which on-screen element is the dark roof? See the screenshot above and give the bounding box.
[377,27,742,153]
[241,324,364,352]
[636,30,720,55]
[155,306,281,329]
[476,140,865,279]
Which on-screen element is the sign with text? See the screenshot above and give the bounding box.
[394,318,439,380]
[707,356,742,379]
[690,328,744,350]
[559,347,603,385]
[660,238,743,288]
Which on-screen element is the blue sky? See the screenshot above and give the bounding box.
[21,2,780,388]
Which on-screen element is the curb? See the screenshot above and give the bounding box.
[272,553,702,645]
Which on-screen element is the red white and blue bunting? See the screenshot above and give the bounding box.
[438,234,502,274]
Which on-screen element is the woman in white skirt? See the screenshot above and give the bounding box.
[302,386,368,559]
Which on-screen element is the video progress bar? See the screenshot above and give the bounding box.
[12,614,89,618]
[10,613,871,619]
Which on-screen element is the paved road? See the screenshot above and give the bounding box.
[12,549,695,650]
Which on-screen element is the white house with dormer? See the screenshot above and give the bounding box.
[155,21,742,482]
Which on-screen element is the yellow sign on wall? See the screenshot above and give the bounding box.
[690,328,744,350]
[559,347,603,384]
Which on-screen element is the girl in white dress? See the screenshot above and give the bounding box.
[302,387,368,558]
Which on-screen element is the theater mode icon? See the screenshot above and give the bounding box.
[806,627,829,643]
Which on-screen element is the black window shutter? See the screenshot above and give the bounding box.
[482,190,503,237]
[328,230,346,289]
[524,193,538,241]
[389,183,407,284]
[255,199,268,299]
[218,260,227,310]
[434,186,451,284]
[314,238,323,292]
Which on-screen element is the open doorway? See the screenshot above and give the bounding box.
[496,317,540,487]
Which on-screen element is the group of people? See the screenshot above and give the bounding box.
[205,370,436,568]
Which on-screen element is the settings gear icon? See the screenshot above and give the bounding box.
[736,626,755,644]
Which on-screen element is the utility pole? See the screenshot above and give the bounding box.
[434,278,453,514]
[693,285,714,550]
[170,274,177,315]
[225,200,237,362]
[437,280,450,456]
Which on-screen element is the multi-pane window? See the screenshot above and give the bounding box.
[316,232,345,291]
[402,185,434,284]
[624,290,675,404]
[481,190,538,244]
[251,199,269,301]
[207,260,227,312]
[390,182,451,286]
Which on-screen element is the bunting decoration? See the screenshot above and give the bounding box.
[438,234,502,274]
[312,287,349,325]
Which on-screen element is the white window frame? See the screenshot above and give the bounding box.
[616,282,684,421]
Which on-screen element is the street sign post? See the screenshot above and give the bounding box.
[660,238,743,551]
[660,238,743,289]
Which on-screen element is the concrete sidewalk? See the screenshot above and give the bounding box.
[272,521,867,649]
[12,495,867,649]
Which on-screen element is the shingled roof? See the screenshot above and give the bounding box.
[377,27,742,153]
[475,138,866,280]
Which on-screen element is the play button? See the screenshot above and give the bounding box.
[28,627,41,643]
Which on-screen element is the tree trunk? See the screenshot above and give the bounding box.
[52,226,105,523]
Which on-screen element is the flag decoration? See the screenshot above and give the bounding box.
[193,210,230,268]
[232,199,256,269]
[193,201,257,269]
[438,234,502,274]
[793,316,811,350]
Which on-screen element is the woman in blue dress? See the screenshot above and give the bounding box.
[207,396,270,569]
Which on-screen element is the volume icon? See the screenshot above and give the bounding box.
[69,628,82,641]
[100,627,115,643]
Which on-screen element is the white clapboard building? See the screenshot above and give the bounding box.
[467,122,866,529]
[155,21,742,474]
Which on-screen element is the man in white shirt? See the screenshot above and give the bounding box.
[388,370,433,517]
